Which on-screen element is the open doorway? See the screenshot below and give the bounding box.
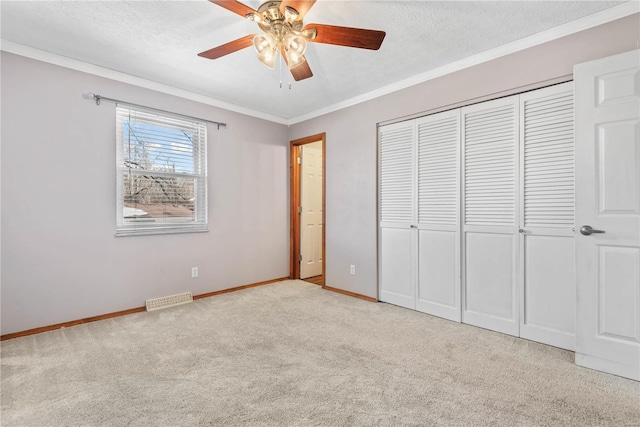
[290,133,326,286]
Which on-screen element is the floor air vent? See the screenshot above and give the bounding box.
[146,292,193,311]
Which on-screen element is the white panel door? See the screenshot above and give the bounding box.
[415,110,461,321]
[300,141,323,279]
[519,82,576,351]
[379,121,417,309]
[462,96,520,336]
[574,50,640,381]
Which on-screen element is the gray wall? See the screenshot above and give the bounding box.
[2,14,639,335]
[1,53,290,335]
[288,14,640,299]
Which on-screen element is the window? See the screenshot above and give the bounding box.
[116,106,207,236]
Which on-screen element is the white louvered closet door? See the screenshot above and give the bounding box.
[462,96,520,336]
[519,82,576,351]
[415,110,461,321]
[379,121,417,309]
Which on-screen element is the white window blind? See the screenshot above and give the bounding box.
[116,106,207,236]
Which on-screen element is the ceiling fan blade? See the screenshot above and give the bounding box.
[208,0,258,19]
[198,35,255,60]
[280,45,313,81]
[289,60,313,81]
[304,23,386,50]
[279,0,316,20]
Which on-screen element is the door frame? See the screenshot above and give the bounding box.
[290,133,326,283]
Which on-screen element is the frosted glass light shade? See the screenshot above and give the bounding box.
[283,34,307,69]
[283,6,299,22]
[253,33,278,69]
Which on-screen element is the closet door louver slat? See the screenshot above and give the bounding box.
[523,91,575,228]
[464,104,516,227]
[418,115,459,226]
[379,123,415,224]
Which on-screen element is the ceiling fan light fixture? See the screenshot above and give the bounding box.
[283,33,307,69]
[283,6,299,23]
[201,0,386,82]
[257,52,277,69]
[245,12,263,24]
[285,52,306,69]
[253,33,278,69]
[300,28,317,40]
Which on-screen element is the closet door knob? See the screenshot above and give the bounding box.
[580,225,605,235]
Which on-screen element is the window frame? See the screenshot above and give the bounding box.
[115,105,208,237]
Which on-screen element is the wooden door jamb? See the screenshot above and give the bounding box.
[290,133,326,285]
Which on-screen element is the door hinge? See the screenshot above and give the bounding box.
[297,157,301,164]
[298,206,302,214]
[298,254,302,262]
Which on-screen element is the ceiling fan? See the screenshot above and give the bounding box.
[198,0,386,81]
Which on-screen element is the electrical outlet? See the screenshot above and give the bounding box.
[350,265,356,275]
[191,267,198,278]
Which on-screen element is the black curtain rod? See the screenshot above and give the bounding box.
[85,93,227,129]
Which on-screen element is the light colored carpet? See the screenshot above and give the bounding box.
[1,280,639,426]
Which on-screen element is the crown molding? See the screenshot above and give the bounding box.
[287,2,640,125]
[2,2,637,127]
[0,40,289,125]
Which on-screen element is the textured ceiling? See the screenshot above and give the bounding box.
[0,1,627,122]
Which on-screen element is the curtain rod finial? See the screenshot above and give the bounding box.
[82,92,100,105]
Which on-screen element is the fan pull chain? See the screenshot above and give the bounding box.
[277,55,292,90]
[279,54,283,88]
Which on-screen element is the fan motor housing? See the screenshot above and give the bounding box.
[257,1,303,33]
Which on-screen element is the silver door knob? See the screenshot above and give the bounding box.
[580,225,605,235]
